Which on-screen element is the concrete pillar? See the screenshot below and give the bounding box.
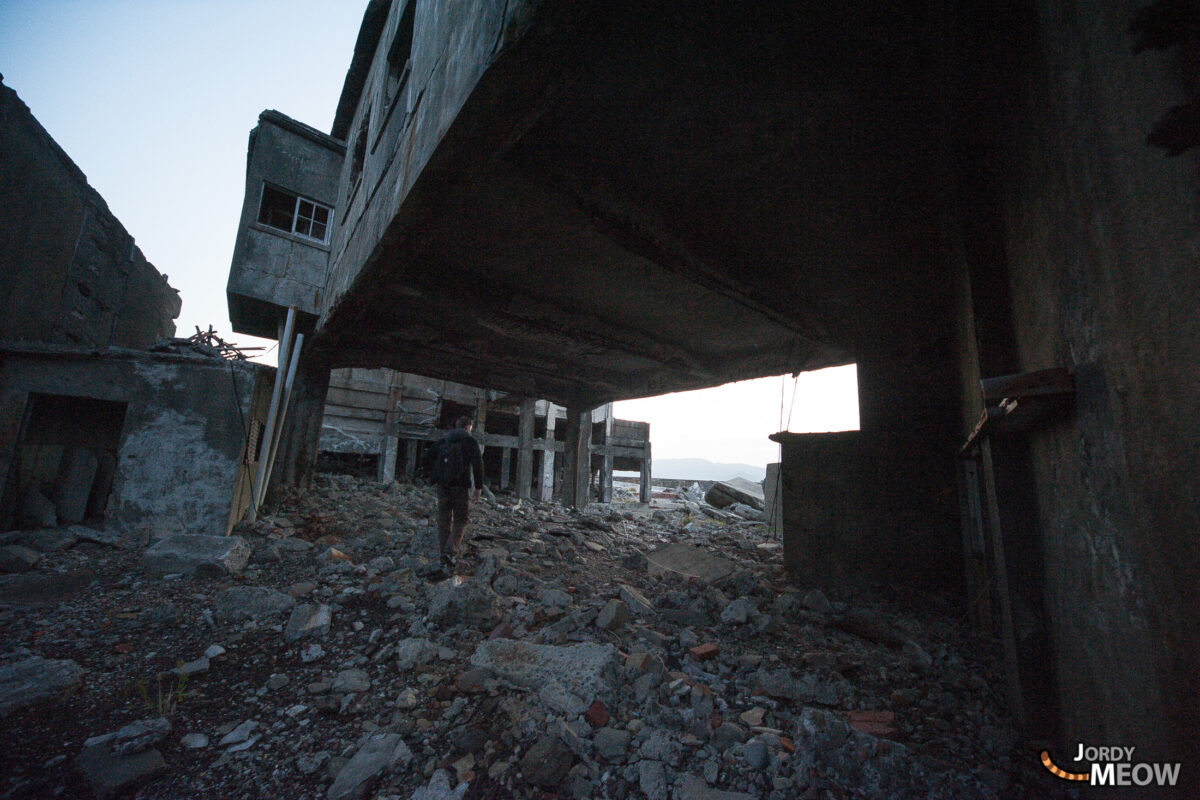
[500,447,511,491]
[540,404,558,501]
[516,397,535,500]
[599,405,613,503]
[377,434,398,483]
[639,443,652,504]
[562,405,592,510]
[267,347,330,496]
[403,439,418,481]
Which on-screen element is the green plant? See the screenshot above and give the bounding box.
[133,663,189,717]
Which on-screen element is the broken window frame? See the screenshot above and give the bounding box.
[374,0,418,150]
[256,184,332,245]
[347,103,372,204]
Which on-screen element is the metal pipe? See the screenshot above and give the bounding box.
[260,333,304,502]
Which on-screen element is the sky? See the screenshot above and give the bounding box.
[1,1,859,469]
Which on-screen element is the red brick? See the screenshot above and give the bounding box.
[585,699,610,727]
[689,643,720,662]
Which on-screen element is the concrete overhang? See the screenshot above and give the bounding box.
[317,0,956,408]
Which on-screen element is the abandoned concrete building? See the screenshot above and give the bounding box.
[218,0,1199,789]
[0,77,273,538]
[319,367,653,501]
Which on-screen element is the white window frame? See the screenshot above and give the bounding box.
[258,184,332,245]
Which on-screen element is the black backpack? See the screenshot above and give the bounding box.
[429,438,467,485]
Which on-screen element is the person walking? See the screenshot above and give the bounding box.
[426,415,484,573]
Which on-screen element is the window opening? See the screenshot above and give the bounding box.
[348,104,372,194]
[257,185,331,244]
[385,0,417,112]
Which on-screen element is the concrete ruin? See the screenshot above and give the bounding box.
[222,0,1200,789]
[320,367,652,501]
[0,78,272,538]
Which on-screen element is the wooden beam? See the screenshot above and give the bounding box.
[980,367,1074,403]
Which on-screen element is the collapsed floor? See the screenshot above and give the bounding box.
[0,475,1075,799]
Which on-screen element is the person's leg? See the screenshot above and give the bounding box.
[447,487,470,561]
[436,486,452,562]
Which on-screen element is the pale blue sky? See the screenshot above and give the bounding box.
[1,1,858,468]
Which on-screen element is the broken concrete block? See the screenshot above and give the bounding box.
[75,742,167,800]
[678,773,755,800]
[327,732,413,800]
[596,599,629,630]
[645,543,734,584]
[55,446,99,523]
[0,656,84,716]
[703,478,764,511]
[618,583,654,616]
[212,585,295,621]
[141,535,250,576]
[0,545,40,573]
[470,640,619,702]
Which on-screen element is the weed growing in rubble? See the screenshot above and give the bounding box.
[131,665,189,717]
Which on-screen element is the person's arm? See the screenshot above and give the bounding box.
[469,437,485,498]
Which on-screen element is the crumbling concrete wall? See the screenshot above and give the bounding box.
[0,78,180,349]
[0,347,271,538]
[956,0,1200,781]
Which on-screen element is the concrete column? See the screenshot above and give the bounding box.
[403,439,418,481]
[500,447,511,490]
[377,434,398,483]
[639,443,652,504]
[540,404,558,501]
[267,346,331,496]
[562,404,592,510]
[516,397,535,500]
[599,405,613,503]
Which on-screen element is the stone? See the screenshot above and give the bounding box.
[689,643,719,662]
[801,588,834,614]
[585,699,610,727]
[2,528,78,552]
[411,769,468,800]
[427,576,500,629]
[712,723,747,751]
[218,720,258,747]
[301,644,326,662]
[326,732,412,800]
[455,667,493,694]
[645,543,734,584]
[594,727,632,761]
[742,737,769,770]
[738,707,766,727]
[55,446,99,523]
[618,583,655,616]
[180,733,208,749]
[0,656,84,716]
[903,639,934,669]
[470,640,619,703]
[395,637,439,671]
[520,733,575,788]
[212,585,295,620]
[107,717,171,756]
[332,669,371,694]
[141,535,250,577]
[637,759,670,800]
[677,774,756,800]
[0,545,40,573]
[75,742,166,799]
[720,597,756,624]
[284,603,332,642]
[596,599,630,630]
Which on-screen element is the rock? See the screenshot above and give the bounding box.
[903,639,934,669]
[75,741,167,799]
[741,737,769,770]
[332,669,371,694]
[688,643,719,662]
[180,733,208,749]
[596,599,630,630]
[677,774,756,800]
[539,587,572,608]
[176,656,209,676]
[284,603,332,642]
[141,535,250,577]
[470,640,619,704]
[594,726,632,761]
[618,583,655,616]
[395,638,439,671]
[411,769,468,800]
[68,525,125,548]
[835,609,904,645]
[738,707,766,727]
[326,732,412,800]
[712,723,747,751]
[720,597,757,624]
[637,759,670,800]
[427,576,500,629]
[621,552,648,571]
[301,644,326,662]
[2,528,78,553]
[801,589,834,614]
[585,699,610,727]
[0,656,84,716]
[520,733,575,788]
[0,545,40,573]
[645,543,734,584]
[217,720,258,747]
[454,667,492,694]
[212,585,295,621]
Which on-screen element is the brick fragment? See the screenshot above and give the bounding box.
[585,699,611,727]
[689,643,719,662]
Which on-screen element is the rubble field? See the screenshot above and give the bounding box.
[0,474,1075,799]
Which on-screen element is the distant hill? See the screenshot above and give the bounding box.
[649,458,766,482]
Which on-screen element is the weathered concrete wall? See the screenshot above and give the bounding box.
[0,79,180,349]
[960,0,1200,780]
[227,111,345,338]
[0,347,271,538]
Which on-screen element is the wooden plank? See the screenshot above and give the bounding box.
[980,367,1074,403]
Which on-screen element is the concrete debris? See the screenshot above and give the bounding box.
[703,479,765,512]
[0,473,1062,798]
[141,534,250,576]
